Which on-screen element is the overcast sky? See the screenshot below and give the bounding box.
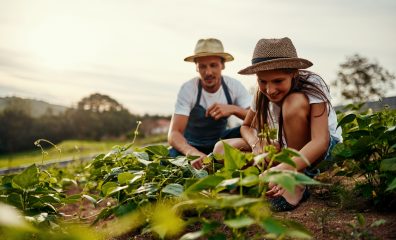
[0,0,395,115]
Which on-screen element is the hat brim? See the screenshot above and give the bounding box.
[238,58,313,75]
[184,52,234,62]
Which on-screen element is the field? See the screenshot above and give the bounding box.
[57,180,396,239]
[0,135,167,169]
[0,109,395,239]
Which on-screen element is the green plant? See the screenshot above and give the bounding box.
[309,207,335,236]
[332,106,396,208]
[0,122,323,239]
[341,213,385,240]
[0,164,63,227]
[176,141,320,239]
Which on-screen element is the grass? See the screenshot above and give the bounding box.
[0,134,168,169]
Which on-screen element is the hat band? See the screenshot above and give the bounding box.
[251,57,289,64]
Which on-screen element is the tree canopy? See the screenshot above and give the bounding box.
[332,54,395,103]
[0,93,137,153]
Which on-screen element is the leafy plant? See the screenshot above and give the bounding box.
[0,122,325,239]
[0,164,64,228]
[332,106,396,208]
[341,213,385,240]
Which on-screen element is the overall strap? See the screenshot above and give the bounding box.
[221,77,233,104]
[195,80,203,106]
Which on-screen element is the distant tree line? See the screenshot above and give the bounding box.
[0,93,168,154]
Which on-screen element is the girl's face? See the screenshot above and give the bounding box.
[256,69,295,105]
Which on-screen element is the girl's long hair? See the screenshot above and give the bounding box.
[255,69,332,148]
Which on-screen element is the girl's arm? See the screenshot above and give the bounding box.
[275,102,330,171]
[241,109,262,154]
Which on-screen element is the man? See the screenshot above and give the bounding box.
[168,38,251,169]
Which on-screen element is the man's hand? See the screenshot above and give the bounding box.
[191,154,207,169]
[206,103,234,120]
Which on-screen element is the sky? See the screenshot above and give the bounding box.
[0,0,395,115]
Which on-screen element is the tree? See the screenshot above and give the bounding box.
[0,109,35,153]
[77,93,124,112]
[332,54,395,103]
[72,93,137,140]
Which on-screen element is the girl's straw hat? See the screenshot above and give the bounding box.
[238,37,312,75]
[184,38,234,62]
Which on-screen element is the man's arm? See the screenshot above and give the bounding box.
[168,114,206,168]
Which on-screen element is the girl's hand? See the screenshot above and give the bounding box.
[260,164,293,197]
[266,182,285,197]
[251,140,265,155]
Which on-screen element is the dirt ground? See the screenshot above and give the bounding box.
[275,191,396,240]
[58,184,396,240]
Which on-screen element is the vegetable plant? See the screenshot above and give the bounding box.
[332,105,396,208]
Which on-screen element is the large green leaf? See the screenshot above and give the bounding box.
[133,183,158,195]
[101,182,118,195]
[240,175,259,187]
[224,215,255,229]
[261,171,320,193]
[117,172,134,185]
[386,177,396,191]
[133,151,150,161]
[107,185,129,196]
[261,218,287,235]
[12,164,39,190]
[223,141,247,171]
[332,143,353,158]
[39,195,61,204]
[262,171,296,193]
[187,165,208,178]
[356,115,372,129]
[136,158,152,166]
[380,157,396,172]
[273,151,297,168]
[169,157,189,167]
[150,204,185,238]
[144,145,169,157]
[162,183,184,196]
[185,175,224,193]
[218,178,239,188]
[293,172,321,185]
[337,113,356,129]
[7,193,23,209]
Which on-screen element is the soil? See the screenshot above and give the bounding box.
[276,191,396,240]
[59,184,396,240]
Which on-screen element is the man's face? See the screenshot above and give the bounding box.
[195,56,224,93]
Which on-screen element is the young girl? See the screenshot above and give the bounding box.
[213,37,342,211]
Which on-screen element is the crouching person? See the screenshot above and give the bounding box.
[213,37,342,211]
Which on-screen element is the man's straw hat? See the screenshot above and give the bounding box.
[184,38,234,62]
[238,37,312,75]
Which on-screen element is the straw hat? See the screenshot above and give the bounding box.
[184,38,234,62]
[238,37,312,75]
